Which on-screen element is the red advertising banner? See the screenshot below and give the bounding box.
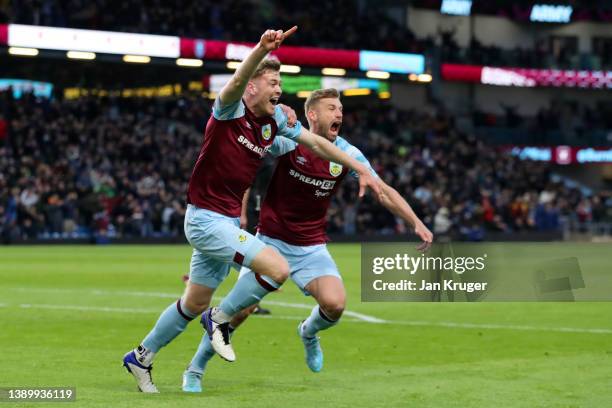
[441,63,482,82]
[0,24,8,45]
[180,38,361,69]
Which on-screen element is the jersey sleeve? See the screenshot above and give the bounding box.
[336,137,379,179]
[273,105,303,141]
[269,136,298,157]
[212,96,245,120]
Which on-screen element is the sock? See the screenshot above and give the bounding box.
[134,344,156,367]
[188,325,236,374]
[141,299,198,358]
[301,305,339,338]
[217,272,280,319]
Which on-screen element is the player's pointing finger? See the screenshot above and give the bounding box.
[282,25,298,39]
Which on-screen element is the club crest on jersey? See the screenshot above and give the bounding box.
[261,124,272,141]
[329,162,343,177]
[238,234,248,243]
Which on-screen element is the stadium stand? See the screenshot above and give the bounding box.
[4,0,611,69]
[1,91,610,241]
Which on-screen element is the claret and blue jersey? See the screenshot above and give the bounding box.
[186,97,302,217]
[259,134,378,246]
[183,97,303,287]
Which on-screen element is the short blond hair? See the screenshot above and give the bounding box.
[252,59,281,79]
[304,88,340,115]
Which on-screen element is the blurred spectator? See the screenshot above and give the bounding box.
[433,207,451,235]
[0,114,7,143]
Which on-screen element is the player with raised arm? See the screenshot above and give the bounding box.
[182,88,433,392]
[122,28,383,393]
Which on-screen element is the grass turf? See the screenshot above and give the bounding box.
[0,244,611,407]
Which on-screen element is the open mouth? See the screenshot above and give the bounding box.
[330,121,341,133]
[269,97,279,105]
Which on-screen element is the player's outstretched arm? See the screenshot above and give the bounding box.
[219,26,298,105]
[296,128,383,199]
[377,181,434,251]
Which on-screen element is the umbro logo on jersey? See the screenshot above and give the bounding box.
[296,156,307,165]
[246,122,252,129]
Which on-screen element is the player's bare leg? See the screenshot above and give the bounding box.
[202,247,288,362]
[298,276,346,372]
[182,274,271,313]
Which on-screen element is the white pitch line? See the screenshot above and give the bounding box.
[7,302,612,335]
[19,303,161,314]
[10,287,386,323]
[379,319,612,335]
[255,299,386,323]
[7,288,612,335]
[15,287,178,299]
[15,303,322,322]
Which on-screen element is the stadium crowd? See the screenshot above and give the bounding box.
[324,105,611,239]
[436,28,612,71]
[472,101,612,145]
[1,90,610,242]
[3,0,611,70]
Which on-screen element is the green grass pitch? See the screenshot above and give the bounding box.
[1,244,611,407]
